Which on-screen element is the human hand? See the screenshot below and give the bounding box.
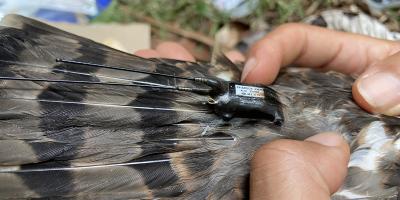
[242,23,400,116]
[135,41,244,62]
[135,41,350,200]
[251,132,349,200]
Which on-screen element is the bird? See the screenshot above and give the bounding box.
[0,14,398,200]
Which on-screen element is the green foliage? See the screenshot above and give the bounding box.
[93,0,397,37]
[94,0,230,36]
[95,1,308,31]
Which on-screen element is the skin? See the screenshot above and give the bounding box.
[243,23,400,116]
[135,24,399,199]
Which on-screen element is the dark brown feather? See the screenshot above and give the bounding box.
[0,14,398,200]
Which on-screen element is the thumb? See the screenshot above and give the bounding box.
[250,132,350,200]
[353,51,400,116]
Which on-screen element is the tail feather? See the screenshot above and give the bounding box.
[0,14,399,200]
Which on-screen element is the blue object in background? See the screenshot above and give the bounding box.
[0,0,112,23]
[97,0,112,12]
[364,0,400,11]
[35,9,79,23]
[34,0,112,23]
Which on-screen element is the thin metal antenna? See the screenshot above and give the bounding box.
[0,76,211,94]
[56,58,224,92]
[0,59,213,94]
[0,59,174,87]
[56,58,196,81]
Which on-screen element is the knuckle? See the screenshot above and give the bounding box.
[251,23,308,53]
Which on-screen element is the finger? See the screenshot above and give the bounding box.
[353,51,400,116]
[134,49,161,58]
[155,42,195,61]
[250,132,350,200]
[225,50,246,63]
[242,23,400,84]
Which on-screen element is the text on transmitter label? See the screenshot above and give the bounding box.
[234,85,265,98]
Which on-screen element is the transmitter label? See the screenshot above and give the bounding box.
[234,84,264,98]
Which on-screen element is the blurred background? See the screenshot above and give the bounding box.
[2,0,400,60]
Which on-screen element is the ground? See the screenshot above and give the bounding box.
[93,0,400,59]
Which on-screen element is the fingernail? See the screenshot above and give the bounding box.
[305,132,344,147]
[241,57,257,82]
[357,72,400,115]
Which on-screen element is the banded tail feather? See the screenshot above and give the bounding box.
[0,14,398,200]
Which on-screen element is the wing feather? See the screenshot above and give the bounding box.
[0,14,246,198]
[1,14,399,200]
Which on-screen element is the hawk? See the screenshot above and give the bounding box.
[0,14,398,199]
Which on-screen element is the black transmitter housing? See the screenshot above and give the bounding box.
[200,78,284,125]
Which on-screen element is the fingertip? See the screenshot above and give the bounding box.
[305,132,348,149]
[353,70,400,116]
[352,81,374,113]
[134,49,161,58]
[241,39,282,84]
[305,132,350,193]
[240,57,257,82]
[241,56,280,84]
[306,132,350,164]
[155,41,195,62]
[250,133,350,199]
